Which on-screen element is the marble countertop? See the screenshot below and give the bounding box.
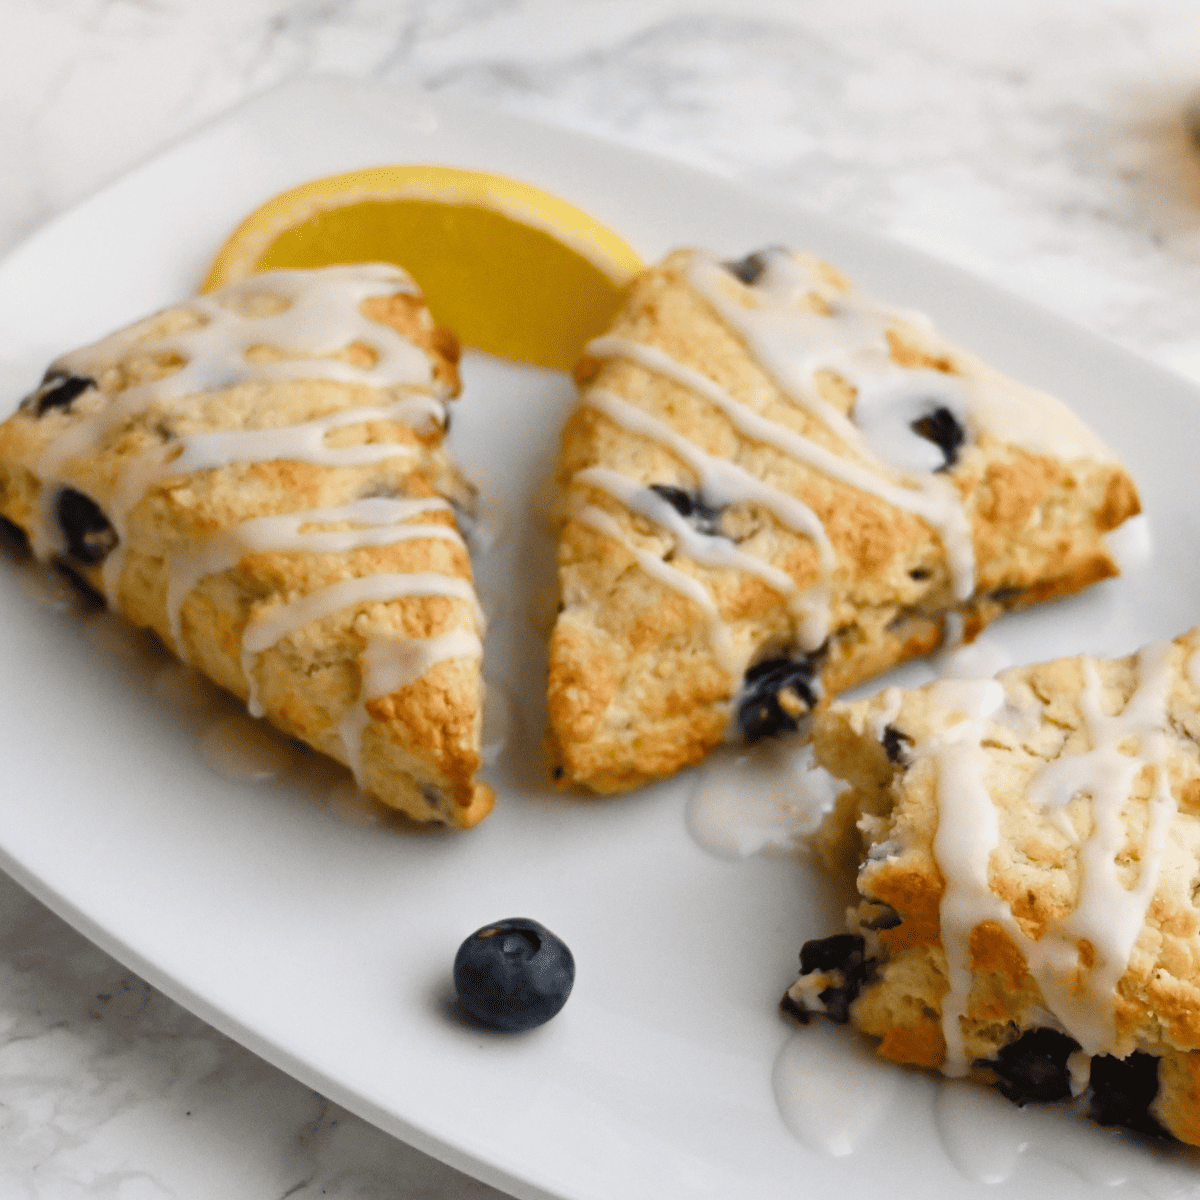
[3,1,1200,1196]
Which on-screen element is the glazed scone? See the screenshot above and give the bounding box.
[0,263,493,827]
[786,629,1200,1143]
[547,247,1140,793]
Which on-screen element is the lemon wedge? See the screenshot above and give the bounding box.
[202,165,644,370]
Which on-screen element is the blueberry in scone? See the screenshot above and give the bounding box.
[0,264,492,827]
[786,630,1200,1144]
[547,246,1140,793]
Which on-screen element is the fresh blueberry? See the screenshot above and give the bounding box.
[0,515,29,556]
[649,484,724,537]
[882,724,911,765]
[858,903,902,931]
[454,917,575,1033]
[21,373,96,418]
[737,654,820,743]
[52,560,107,610]
[783,933,875,1024]
[722,247,785,286]
[976,1027,1080,1106]
[56,488,117,564]
[910,406,966,471]
[1088,1051,1170,1138]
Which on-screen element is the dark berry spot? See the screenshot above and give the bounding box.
[52,560,107,610]
[21,374,96,418]
[1088,1052,1170,1138]
[722,247,785,286]
[737,654,820,743]
[799,933,865,975]
[882,724,912,765]
[910,406,966,471]
[909,567,931,581]
[552,766,564,781]
[795,934,874,1023]
[0,515,29,556]
[976,1027,1080,1105]
[859,902,902,931]
[990,586,1023,607]
[779,991,811,1024]
[56,488,117,565]
[648,484,724,537]
[453,917,575,1033]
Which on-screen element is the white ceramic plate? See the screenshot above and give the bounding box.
[1,77,1198,1200]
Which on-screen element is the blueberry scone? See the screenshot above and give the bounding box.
[547,247,1140,793]
[0,264,493,827]
[786,629,1200,1143]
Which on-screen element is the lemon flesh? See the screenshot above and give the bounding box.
[202,167,643,371]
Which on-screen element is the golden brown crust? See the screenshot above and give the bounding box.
[549,247,1140,793]
[0,267,491,828]
[799,629,1200,1144]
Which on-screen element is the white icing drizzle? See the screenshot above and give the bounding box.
[55,263,436,408]
[28,265,487,798]
[689,251,925,456]
[164,496,460,654]
[924,678,1009,1076]
[31,264,448,574]
[583,389,835,557]
[689,249,1114,465]
[337,627,484,783]
[1021,642,1179,1055]
[582,389,832,649]
[573,503,748,679]
[586,332,976,603]
[169,395,443,475]
[927,642,1182,1072]
[575,464,828,648]
[95,398,440,596]
[240,571,482,717]
[572,245,1117,685]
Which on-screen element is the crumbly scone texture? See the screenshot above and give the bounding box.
[0,270,493,828]
[794,628,1200,1144]
[547,247,1140,794]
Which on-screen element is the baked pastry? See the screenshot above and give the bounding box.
[0,263,493,827]
[786,629,1200,1143]
[547,246,1140,793]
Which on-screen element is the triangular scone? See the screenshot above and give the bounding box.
[789,629,1200,1144]
[547,247,1140,793]
[0,264,492,827]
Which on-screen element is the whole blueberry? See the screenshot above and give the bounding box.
[56,487,117,564]
[910,405,966,471]
[453,918,575,1032]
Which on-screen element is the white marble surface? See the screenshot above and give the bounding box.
[4,1,1200,1196]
